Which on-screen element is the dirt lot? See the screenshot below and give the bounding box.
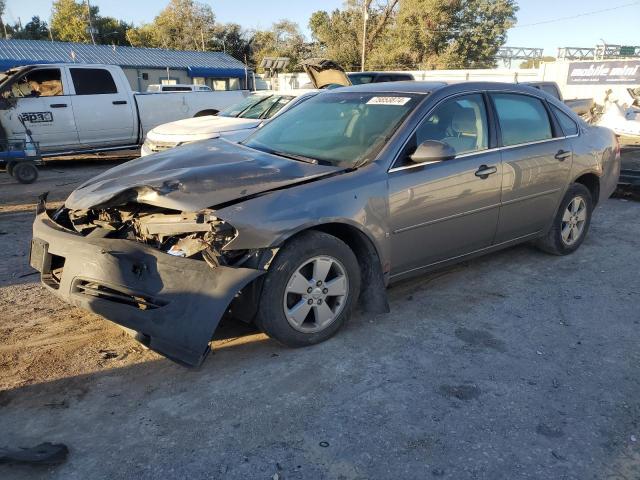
[0,155,639,479]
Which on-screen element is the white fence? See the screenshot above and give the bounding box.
[256,60,639,105]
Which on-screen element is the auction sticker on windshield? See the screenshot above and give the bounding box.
[366,96,411,106]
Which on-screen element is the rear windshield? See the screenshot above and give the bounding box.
[244,91,421,167]
[349,74,375,85]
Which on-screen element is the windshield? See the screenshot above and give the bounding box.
[218,94,273,118]
[243,91,421,167]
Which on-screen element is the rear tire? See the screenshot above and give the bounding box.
[255,231,361,347]
[535,183,593,255]
[13,163,38,184]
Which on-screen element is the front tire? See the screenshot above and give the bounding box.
[256,231,361,347]
[535,183,593,255]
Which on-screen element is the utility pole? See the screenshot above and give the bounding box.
[86,0,96,45]
[361,1,370,72]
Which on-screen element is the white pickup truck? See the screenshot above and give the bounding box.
[0,63,247,156]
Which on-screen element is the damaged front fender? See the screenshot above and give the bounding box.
[31,210,263,367]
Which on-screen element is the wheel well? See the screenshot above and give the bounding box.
[573,173,600,206]
[309,223,390,314]
[194,109,218,117]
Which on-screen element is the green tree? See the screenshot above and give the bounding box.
[309,0,399,70]
[50,0,93,43]
[443,0,519,68]
[0,0,6,38]
[125,23,156,47]
[129,0,216,50]
[212,23,252,61]
[10,16,51,40]
[251,20,310,72]
[311,0,517,71]
[94,16,131,45]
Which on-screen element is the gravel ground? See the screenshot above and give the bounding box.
[0,154,639,479]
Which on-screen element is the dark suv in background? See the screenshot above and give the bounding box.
[348,71,415,85]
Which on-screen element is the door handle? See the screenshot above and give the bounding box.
[475,165,497,179]
[555,150,571,161]
[112,100,127,105]
[50,103,67,108]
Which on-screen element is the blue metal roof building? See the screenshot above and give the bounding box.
[0,39,251,90]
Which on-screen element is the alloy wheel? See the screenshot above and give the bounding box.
[561,196,587,246]
[283,255,349,333]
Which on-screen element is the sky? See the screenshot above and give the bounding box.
[3,0,640,57]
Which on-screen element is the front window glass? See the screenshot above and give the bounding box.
[9,68,63,98]
[492,93,552,146]
[415,94,489,156]
[218,94,272,118]
[244,92,421,167]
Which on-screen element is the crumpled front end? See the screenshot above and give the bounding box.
[30,199,265,367]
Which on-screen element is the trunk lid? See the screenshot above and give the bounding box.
[301,58,352,89]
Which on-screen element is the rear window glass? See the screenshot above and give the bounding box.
[348,74,375,85]
[539,84,560,98]
[551,105,579,136]
[492,93,552,146]
[70,68,118,95]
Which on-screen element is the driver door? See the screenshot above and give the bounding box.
[387,93,502,277]
[0,67,79,152]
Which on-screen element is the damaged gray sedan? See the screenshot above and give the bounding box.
[30,81,620,367]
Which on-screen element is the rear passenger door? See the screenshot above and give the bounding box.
[490,92,573,243]
[69,67,136,147]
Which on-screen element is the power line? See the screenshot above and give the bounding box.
[512,1,640,28]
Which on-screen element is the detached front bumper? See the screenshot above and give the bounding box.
[30,207,263,367]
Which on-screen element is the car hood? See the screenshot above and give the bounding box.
[65,138,345,211]
[149,116,261,138]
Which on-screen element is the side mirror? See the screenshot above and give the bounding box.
[409,140,456,164]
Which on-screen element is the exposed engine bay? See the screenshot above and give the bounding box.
[59,205,250,268]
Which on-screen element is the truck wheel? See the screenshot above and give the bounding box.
[6,161,16,177]
[255,231,361,347]
[13,163,39,184]
[535,183,593,255]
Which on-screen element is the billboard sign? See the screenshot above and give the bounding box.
[567,61,640,85]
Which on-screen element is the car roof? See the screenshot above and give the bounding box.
[326,80,545,96]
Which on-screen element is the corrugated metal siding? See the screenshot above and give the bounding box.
[0,39,247,70]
